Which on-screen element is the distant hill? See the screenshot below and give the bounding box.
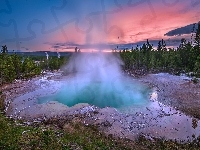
[7,51,73,57]
[164,22,198,36]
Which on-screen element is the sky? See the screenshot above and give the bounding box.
[0,0,200,52]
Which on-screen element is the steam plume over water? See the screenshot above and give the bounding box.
[39,52,149,108]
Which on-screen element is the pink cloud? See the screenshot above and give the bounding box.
[38,1,199,51]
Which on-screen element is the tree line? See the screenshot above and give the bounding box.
[119,22,200,77]
[0,49,68,85]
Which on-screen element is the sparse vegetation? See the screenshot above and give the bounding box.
[1,109,200,149]
[191,77,199,84]
[0,93,5,111]
[0,111,136,150]
[0,51,68,85]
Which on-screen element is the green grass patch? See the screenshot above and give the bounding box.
[0,112,136,150]
[1,112,200,150]
[0,113,65,149]
[0,94,5,111]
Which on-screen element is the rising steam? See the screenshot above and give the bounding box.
[39,52,149,108]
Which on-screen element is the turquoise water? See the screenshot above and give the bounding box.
[38,78,150,108]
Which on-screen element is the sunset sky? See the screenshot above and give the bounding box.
[0,0,200,52]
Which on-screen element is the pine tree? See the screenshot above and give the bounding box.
[194,21,200,49]
[1,45,8,53]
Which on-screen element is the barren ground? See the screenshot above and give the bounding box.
[138,73,200,119]
[1,72,200,141]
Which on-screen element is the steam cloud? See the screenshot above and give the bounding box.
[39,52,149,108]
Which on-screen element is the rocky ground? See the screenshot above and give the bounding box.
[138,73,200,119]
[1,71,200,142]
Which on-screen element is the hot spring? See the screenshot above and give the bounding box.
[9,54,200,141]
[38,52,150,109]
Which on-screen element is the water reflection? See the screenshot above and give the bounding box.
[118,89,200,141]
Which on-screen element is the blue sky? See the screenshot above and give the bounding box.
[0,0,200,52]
